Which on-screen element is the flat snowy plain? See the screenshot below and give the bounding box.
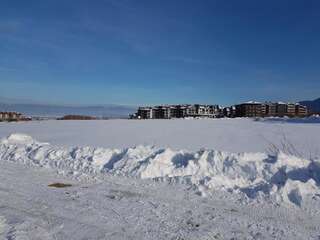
[0,118,320,155]
[1,118,320,239]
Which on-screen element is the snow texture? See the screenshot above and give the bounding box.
[1,160,320,240]
[1,133,320,207]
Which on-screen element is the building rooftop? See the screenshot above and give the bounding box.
[242,101,262,104]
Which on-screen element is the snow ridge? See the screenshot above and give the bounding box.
[1,133,320,206]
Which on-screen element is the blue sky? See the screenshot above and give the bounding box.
[0,0,319,106]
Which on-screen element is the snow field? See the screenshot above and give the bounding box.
[1,118,320,158]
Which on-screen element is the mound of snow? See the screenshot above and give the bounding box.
[0,134,319,206]
[280,179,319,206]
[0,133,35,145]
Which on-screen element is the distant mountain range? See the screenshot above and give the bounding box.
[300,98,320,113]
[0,101,136,118]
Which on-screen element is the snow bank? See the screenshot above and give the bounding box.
[1,134,319,206]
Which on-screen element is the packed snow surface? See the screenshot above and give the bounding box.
[1,133,320,207]
[1,160,320,240]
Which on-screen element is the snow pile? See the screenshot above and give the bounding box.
[1,134,320,206]
[1,133,35,145]
[279,179,319,206]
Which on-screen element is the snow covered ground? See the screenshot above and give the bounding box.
[1,160,319,239]
[0,118,320,156]
[0,118,320,239]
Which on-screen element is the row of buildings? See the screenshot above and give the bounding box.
[0,112,30,122]
[231,101,307,118]
[132,102,308,119]
[133,104,223,119]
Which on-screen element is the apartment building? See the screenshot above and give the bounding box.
[136,107,153,119]
[295,104,308,117]
[275,102,287,117]
[0,112,23,121]
[223,106,236,118]
[286,103,296,117]
[134,104,221,119]
[235,102,263,117]
[264,102,277,116]
[234,102,308,118]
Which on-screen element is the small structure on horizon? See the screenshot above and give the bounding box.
[57,115,97,120]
